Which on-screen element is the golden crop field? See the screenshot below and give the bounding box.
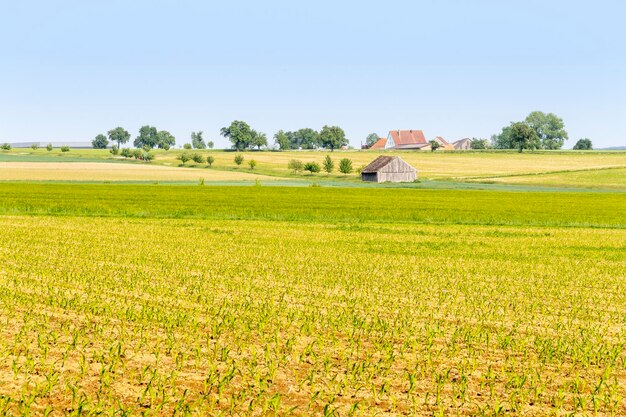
[0,184,625,416]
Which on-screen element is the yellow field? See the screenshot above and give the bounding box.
[470,167,626,190]
[0,162,277,182]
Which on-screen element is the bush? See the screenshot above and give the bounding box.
[132,149,142,159]
[177,152,191,164]
[120,148,132,158]
[191,153,205,164]
[573,138,593,150]
[31,143,39,150]
[339,158,353,174]
[288,159,304,174]
[234,154,244,166]
[110,144,119,155]
[60,146,70,152]
[46,143,53,152]
[323,155,334,173]
[142,151,154,161]
[206,155,215,167]
[248,159,257,169]
[183,143,192,149]
[0,143,11,151]
[304,161,321,174]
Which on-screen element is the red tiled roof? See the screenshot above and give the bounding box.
[369,137,387,149]
[389,130,427,146]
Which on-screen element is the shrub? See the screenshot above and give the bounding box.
[110,145,119,155]
[142,151,154,161]
[183,143,192,149]
[288,159,304,174]
[191,153,205,164]
[46,143,53,152]
[339,158,353,174]
[177,152,191,164]
[206,155,215,167]
[120,148,132,158]
[31,143,39,150]
[248,159,257,170]
[60,146,70,152]
[304,161,321,174]
[0,143,11,151]
[323,155,334,173]
[234,154,244,166]
[132,149,142,159]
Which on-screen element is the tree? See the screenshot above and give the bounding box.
[339,158,353,174]
[292,128,320,149]
[191,153,205,163]
[491,125,513,149]
[107,127,131,147]
[319,125,347,151]
[510,122,539,153]
[221,120,254,151]
[573,138,593,150]
[31,143,39,150]
[365,133,380,147]
[120,148,133,158]
[304,161,321,174]
[274,130,291,150]
[156,131,176,149]
[248,159,257,169]
[234,154,244,166]
[0,143,11,150]
[207,141,214,149]
[110,145,119,155]
[92,134,109,149]
[191,131,207,149]
[177,152,191,164]
[134,126,159,148]
[60,146,70,152]
[250,131,268,150]
[323,155,334,173]
[288,159,303,174]
[183,143,192,149]
[46,143,53,151]
[206,155,215,167]
[429,140,440,152]
[525,111,568,150]
[470,138,489,150]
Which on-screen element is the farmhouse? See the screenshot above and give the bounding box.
[361,156,417,183]
[370,130,429,150]
[452,138,472,150]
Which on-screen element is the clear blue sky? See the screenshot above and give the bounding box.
[1,0,625,148]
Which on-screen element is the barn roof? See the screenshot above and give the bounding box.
[362,156,416,173]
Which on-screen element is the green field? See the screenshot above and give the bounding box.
[0,183,625,415]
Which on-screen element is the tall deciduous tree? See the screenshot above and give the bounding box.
[319,125,347,151]
[107,127,130,147]
[156,131,176,149]
[274,130,291,150]
[250,131,268,150]
[573,138,593,150]
[220,120,254,151]
[525,111,568,150]
[191,131,207,149]
[92,134,109,149]
[510,122,539,152]
[365,133,379,147]
[134,126,159,148]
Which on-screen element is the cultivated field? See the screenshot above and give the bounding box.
[0,184,625,416]
[1,149,625,189]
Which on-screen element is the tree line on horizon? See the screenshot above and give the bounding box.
[89,113,593,153]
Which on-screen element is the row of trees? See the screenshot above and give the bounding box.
[93,127,215,150]
[288,156,354,174]
[220,121,349,151]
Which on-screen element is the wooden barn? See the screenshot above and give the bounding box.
[361,156,417,183]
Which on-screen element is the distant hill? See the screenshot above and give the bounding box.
[598,146,626,150]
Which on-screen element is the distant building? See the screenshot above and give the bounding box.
[369,130,429,150]
[361,155,417,183]
[431,136,454,150]
[452,138,472,150]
